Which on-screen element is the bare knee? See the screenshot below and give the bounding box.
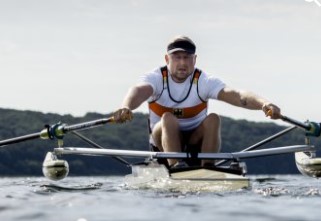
[152,113,179,148]
[161,112,179,128]
[203,113,221,128]
[161,112,177,121]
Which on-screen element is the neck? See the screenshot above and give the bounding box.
[169,70,194,83]
[171,75,189,83]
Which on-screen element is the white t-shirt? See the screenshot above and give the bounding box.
[141,66,225,131]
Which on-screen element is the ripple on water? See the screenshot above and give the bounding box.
[1,176,321,221]
[38,182,103,193]
[251,175,321,198]
[253,187,290,197]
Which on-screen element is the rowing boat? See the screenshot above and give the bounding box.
[52,143,313,192]
[124,162,250,192]
[0,114,321,192]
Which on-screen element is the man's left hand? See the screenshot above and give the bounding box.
[262,103,281,119]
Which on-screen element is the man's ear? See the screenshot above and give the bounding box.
[165,54,169,65]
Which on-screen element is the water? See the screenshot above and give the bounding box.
[1,175,321,221]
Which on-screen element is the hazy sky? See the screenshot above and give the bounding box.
[1,0,320,124]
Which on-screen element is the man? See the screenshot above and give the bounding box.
[113,35,281,168]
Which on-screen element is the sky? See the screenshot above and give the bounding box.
[1,0,321,125]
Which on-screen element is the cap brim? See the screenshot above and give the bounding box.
[167,48,194,54]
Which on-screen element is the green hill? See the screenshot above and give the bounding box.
[0,108,319,176]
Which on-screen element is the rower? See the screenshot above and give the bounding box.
[113,35,282,168]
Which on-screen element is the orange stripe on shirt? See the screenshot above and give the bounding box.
[149,102,207,118]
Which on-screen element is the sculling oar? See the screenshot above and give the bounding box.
[236,114,321,151]
[0,115,129,165]
[279,115,321,137]
[265,109,321,137]
[265,108,321,137]
[0,117,115,148]
[277,114,321,178]
[0,117,116,181]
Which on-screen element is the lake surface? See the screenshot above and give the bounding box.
[1,175,321,221]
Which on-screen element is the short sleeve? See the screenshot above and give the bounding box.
[198,72,226,100]
[139,67,164,101]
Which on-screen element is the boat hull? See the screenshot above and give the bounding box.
[124,162,250,192]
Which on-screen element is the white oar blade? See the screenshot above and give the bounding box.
[42,152,69,181]
[295,152,321,178]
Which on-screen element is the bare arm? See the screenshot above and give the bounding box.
[217,87,281,119]
[122,83,153,109]
[113,83,153,123]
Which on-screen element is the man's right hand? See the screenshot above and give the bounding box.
[113,107,133,123]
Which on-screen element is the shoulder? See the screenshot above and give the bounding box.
[140,67,163,82]
[142,67,163,78]
[197,70,224,85]
[196,69,226,99]
[139,67,165,96]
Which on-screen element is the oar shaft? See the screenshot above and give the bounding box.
[0,132,41,147]
[0,117,115,148]
[281,115,311,131]
[280,115,321,137]
[63,118,114,133]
